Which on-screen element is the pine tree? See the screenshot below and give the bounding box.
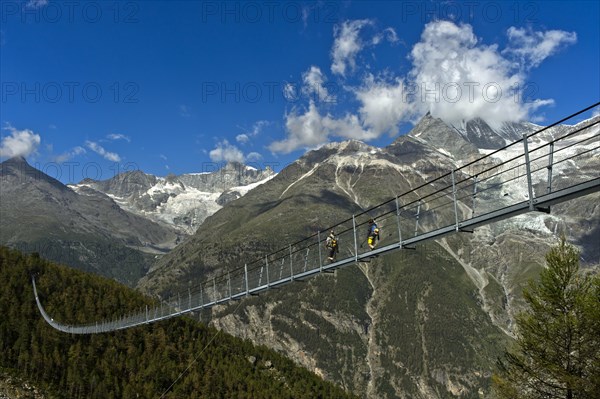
[493,237,600,398]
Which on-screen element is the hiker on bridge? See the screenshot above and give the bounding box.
[367,219,380,250]
[325,230,339,262]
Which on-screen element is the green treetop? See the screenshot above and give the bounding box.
[493,237,600,399]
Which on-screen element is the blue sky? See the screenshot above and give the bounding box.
[1,0,599,183]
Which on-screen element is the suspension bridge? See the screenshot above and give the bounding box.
[33,103,600,334]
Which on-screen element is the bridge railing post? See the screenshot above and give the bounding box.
[228,272,232,300]
[303,248,310,272]
[213,278,217,303]
[472,175,478,217]
[395,196,403,248]
[414,200,421,237]
[265,256,270,288]
[289,245,295,280]
[452,169,459,231]
[244,263,249,295]
[352,215,358,261]
[317,231,323,272]
[547,142,554,194]
[522,133,535,210]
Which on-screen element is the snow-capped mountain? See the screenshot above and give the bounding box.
[72,162,276,235]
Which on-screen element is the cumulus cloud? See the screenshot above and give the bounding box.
[331,19,372,77]
[236,134,250,144]
[53,146,86,163]
[504,27,577,68]
[269,102,331,153]
[269,101,372,154]
[302,66,335,103]
[106,133,131,142]
[408,20,556,129]
[209,140,245,163]
[0,125,41,158]
[355,74,414,137]
[246,152,263,162]
[85,141,121,162]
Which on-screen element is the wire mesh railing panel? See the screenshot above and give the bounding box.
[549,124,600,191]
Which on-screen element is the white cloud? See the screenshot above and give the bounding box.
[0,125,41,158]
[269,101,373,154]
[209,140,245,163]
[409,20,548,129]
[107,133,131,142]
[372,27,399,45]
[236,134,250,144]
[85,141,121,162]
[302,66,335,103]
[355,74,414,137]
[283,82,299,102]
[384,27,399,44]
[236,120,270,144]
[159,154,168,161]
[54,146,86,163]
[331,19,372,77]
[271,72,417,153]
[269,102,331,154]
[504,27,577,68]
[25,0,48,9]
[246,152,263,162]
[179,104,191,117]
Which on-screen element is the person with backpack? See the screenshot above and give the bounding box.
[325,230,339,262]
[367,219,380,250]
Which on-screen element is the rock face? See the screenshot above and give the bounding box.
[0,157,180,286]
[138,113,599,398]
[75,162,276,235]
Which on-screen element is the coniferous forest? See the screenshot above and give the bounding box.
[0,246,357,398]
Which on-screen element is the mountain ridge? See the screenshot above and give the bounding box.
[73,162,276,235]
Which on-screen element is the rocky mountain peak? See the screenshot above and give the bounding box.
[405,112,540,158]
[1,156,72,194]
[1,155,28,165]
[404,113,479,159]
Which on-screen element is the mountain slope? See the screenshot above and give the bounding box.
[137,135,509,397]
[0,246,357,398]
[0,157,180,285]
